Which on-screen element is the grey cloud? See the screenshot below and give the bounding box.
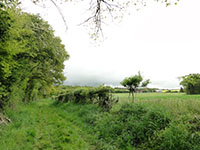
[64,70,122,87]
[64,70,180,89]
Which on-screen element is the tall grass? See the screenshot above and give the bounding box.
[0,99,95,150]
[0,93,200,150]
[114,93,200,116]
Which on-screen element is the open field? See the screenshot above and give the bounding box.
[114,93,200,115]
[115,93,200,102]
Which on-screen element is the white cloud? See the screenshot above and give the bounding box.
[21,0,200,89]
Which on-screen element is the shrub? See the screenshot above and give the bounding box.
[187,116,200,148]
[95,86,118,111]
[152,123,192,150]
[95,103,172,149]
[87,88,97,103]
[73,88,89,104]
[57,94,65,102]
[56,86,118,111]
[64,90,74,103]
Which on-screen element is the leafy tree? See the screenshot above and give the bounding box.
[0,2,22,108]
[141,79,151,88]
[180,73,200,94]
[15,13,69,102]
[0,1,69,109]
[121,72,150,102]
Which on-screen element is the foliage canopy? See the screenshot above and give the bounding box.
[180,73,200,94]
[121,72,150,101]
[0,1,69,109]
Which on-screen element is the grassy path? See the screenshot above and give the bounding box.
[0,99,94,150]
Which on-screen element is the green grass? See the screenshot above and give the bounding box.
[114,93,200,116]
[0,99,96,150]
[0,93,200,150]
[115,93,200,102]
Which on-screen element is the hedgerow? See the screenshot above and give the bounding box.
[55,86,118,111]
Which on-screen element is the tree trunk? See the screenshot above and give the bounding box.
[131,92,135,103]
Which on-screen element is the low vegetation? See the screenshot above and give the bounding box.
[0,100,96,149]
[1,93,199,150]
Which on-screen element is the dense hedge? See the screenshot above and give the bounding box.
[56,86,118,111]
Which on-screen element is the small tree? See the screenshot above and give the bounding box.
[121,72,150,102]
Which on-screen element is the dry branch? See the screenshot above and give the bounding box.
[0,113,12,126]
[29,0,180,39]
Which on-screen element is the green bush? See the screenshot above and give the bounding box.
[93,104,171,149]
[56,86,118,111]
[57,94,65,102]
[187,116,200,149]
[95,86,118,111]
[64,90,74,103]
[87,88,97,102]
[152,123,192,150]
[73,88,89,104]
[95,103,172,149]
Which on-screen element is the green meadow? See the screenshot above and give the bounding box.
[115,93,200,115]
[1,93,200,150]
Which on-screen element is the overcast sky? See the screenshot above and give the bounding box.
[21,0,200,89]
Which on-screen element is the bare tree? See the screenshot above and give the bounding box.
[29,0,179,39]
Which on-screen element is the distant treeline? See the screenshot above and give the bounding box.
[180,74,200,94]
[57,85,162,94]
[0,1,69,109]
[58,86,185,94]
[114,87,160,93]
